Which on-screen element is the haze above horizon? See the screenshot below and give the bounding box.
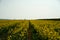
[0,0,60,19]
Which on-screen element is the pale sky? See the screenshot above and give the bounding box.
[0,0,60,19]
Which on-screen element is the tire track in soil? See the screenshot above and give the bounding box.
[27,21,39,40]
[27,21,32,40]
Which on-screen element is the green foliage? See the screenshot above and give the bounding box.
[0,20,60,40]
[0,20,28,40]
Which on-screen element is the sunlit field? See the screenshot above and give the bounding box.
[0,19,60,40]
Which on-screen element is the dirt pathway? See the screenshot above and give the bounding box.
[27,21,32,40]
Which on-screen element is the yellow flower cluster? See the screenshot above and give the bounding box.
[30,20,60,40]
